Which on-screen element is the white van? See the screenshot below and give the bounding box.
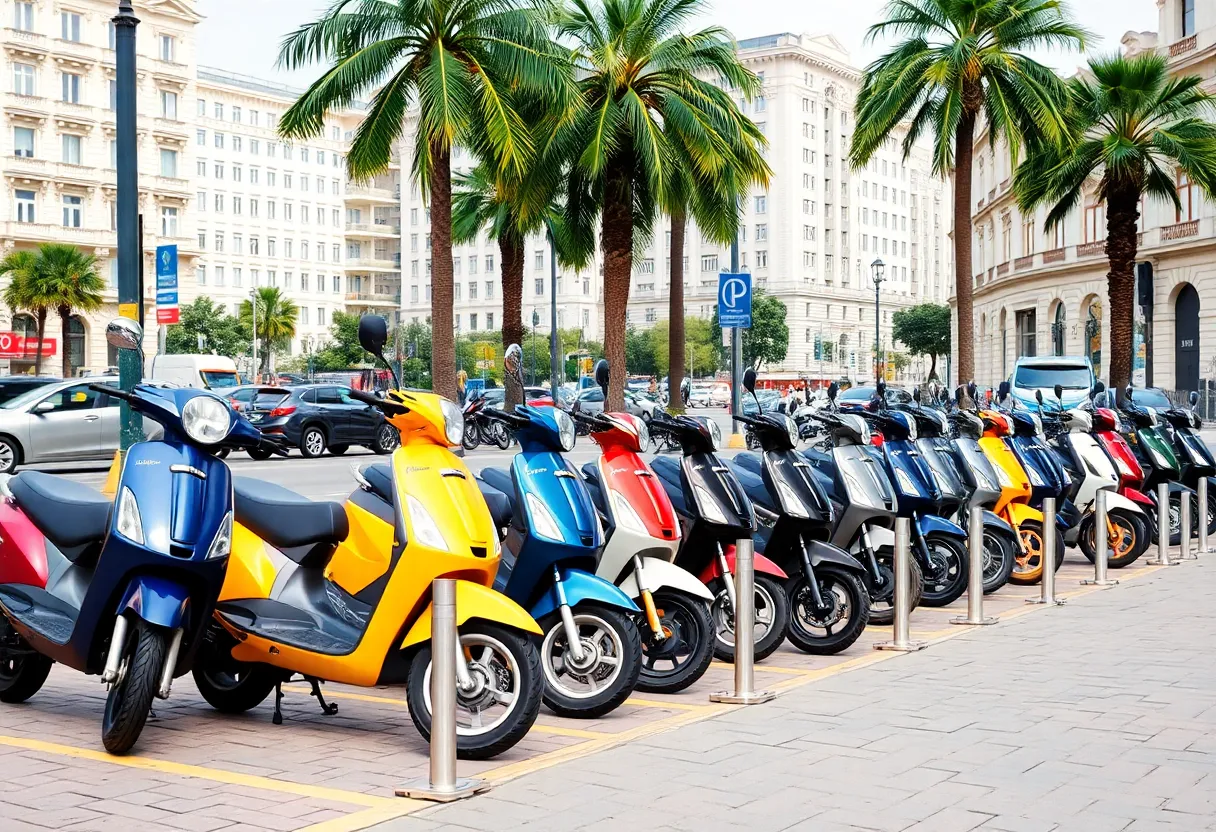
[147,354,241,390]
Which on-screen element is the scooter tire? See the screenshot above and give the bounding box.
[785,568,871,655]
[540,604,641,719]
[192,662,278,714]
[982,529,1017,594]
[919,533,969,607]
[710,574,789,664]
[635,590,714,695]
[0,620,52,704]
[461,423,480,451]
[407,623,543,760]
[490,421,511,450]
[1079,508,1147,569]
[101,624,165,755]
[1009,518,1066,585]
[868,550,924,626]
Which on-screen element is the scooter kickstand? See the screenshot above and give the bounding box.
[308,678,339,716]
[272,682,284,725]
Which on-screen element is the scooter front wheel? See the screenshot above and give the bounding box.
[462,422,481,451]
[785,568,871,655]
[539,604,641,719]
[0,617,52,703]
[868,550,923,625]
[982,529,1017,593]
[407,623,543,760]
[101,623,165,755]
[1010,518,1066,585]
[918,533,969,606]
[635,590,714,694]
[709,574,789,663]
[1079,508,1147,569]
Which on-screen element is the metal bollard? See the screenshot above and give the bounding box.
[710,539,776,704]
[1028,497,1065,605]
[953,509,998,624]
[1201,478,1212,553]
[876,518,927,652]
[396,579,489,802]
[1181,490,1195,560]
[1082,489,1119,586]
[1149,483,1175,566]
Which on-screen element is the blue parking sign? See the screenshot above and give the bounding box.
[717,270,752,328]
[155,245,178,290]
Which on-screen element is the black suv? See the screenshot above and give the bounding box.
[247,384,398,459]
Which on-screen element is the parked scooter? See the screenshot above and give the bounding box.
[462,391,511,450]
[194,318,545,760]
[0,317,263,754]
[1091,404,1158,548]
[1118,388,1188,545]
[648,413,791,662]
[477,346,642,719]
[1156,389,1216,540]
[576,362,715,693]
[727,370,871,654]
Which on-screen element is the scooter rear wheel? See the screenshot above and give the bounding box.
[710,574,789,663]
[101,623,165,755]
[462,422,481,451]
[981,529,1017,593]
[635,590,714,694]
[0,618,51,704]
[192,626,279,714]
[785,568,871,655]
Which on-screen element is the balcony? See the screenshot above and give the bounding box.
[345,290,401,307]
[344,257,400,272]
[345,184,399,204]
[346,222,401,238]
[1014,254,1034,271]
[1042,248,1065,264]
[1,221,113,247]
[1077,240,1106,257]
[4,28,48,58]
[50,37,99,66]
[1169,34,1198,57]
[5,155,51,181]
[997,261,1010,276]
[1161,220,1200,241]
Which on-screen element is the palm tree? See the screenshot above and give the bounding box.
[558,0,768,410]
[0,250,54,374]
[849,0,1086,384]
[277,0,573,402]
[239,286,300,377]
[35,244,104,378]
[1015,53,1216,393]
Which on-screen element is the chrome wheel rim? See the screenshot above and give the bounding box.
[305,431,324,455]
[711,583,776,649]
[0,443,15,472]
[541,613,624,699]
[422,632,520,736]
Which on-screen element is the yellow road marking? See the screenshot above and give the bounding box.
[624,696,713,711]
[0,734,394,808]
[298,805,423,832]
[709,660,809,676]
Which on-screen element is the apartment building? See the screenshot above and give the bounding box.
[959,0,1216,393]
[1,0,200,373]
[192,68,400,359]
[396,32,952,382]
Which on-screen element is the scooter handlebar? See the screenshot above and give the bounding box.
[347,388,410,417]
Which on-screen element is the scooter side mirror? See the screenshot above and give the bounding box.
[997,380,1011,402]
[913,387,922,404]
[504,343,525,389]
[967,380,978,400]
[1091,380,1106,397]
[1125,385,1135,403]
[1035,389,1044,405]
[743,368,757,394]
[828,381,839,402]
[1190,390,1200,407]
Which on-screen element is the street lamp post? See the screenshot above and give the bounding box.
[250,289,258,382]
[531,309,539,386]
[547,228,560,391]
[871,258,885,386]
[114,0,141,450]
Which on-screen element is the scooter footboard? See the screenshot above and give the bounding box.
[117,576,190,629]
[400,580,543,649]
[529,568,640,621]
[619,557,713,602]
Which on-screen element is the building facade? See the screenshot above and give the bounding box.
[955,0,1216,394]
[1,0,201,373]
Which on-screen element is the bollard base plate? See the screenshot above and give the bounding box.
[1026,597,1066,606]
[395,778,489,802]
[874,641,928,652]
[950,615,999,625]
[1079,578,1119,586]
[709,689,776,705]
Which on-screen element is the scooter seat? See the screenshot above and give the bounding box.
[732,452,764,476]
[580,462,608,515]
[580,461,601,487]
[360,463,394,505]
[234,478,349,554]
[479,466,514,497]
[724,460,777,512]
[10,471,111,562]
[649,456,689,514]
[478,479,515,532]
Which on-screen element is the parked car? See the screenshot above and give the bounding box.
[225,384,288,414]
[1009,356,1096,410]
[708,382,731,407]
[838,385,913,408]
[0,376,164,474]
[742,389,781,415]
[0,376,59,406]
[688,381,714,407]
[247,384,398,459]
[147,354,241,390]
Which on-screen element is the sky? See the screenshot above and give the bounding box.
[196,0,1160,86]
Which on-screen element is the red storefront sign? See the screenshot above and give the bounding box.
[0,333,58,358]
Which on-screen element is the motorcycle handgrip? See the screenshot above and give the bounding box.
[348,388,410,416]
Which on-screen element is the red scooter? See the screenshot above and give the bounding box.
[1092,407,1157,535]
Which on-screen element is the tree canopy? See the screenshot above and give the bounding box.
[892,303,951,380]
[165,297,249,358]
[711,289,789,371]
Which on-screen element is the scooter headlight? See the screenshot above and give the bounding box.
[1149,446,1172,469]
[777,479,809,517]
[182,394,232,445]
[783,415,799,449]
[116,486,144,545]
[206,511,233,560]
[554,409,576,452]
[708,419,722,451]
[992,462,1015,489]
[611,490,648,533]
[1026,465,1045,487]
[440,398,464,446]
[636,420,650,453]
[526,492,564,541]
[692,485,728,524]
[406,494,449,551]
[893,467,919,496]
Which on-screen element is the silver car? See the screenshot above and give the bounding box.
[0,376,160,474]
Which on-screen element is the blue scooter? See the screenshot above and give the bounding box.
[478,346,642,719]
[0,318,264,754]
[861,383,970,606]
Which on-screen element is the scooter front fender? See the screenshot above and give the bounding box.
[1104,491,1147,516]
[697,546,790,583]
[618,557,713,602]
[917,514,967,540]
[401,580,542,650]
[1123,487,1154,507]
[529,568,641,621]
[804,539,866,575]
[117,576,190,630]
[1006,502,1044,528]
[981,510,1014,536]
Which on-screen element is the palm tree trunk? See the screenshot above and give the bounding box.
[429,143,456,401]
[500,233,525,411]
[1105,186,1140,393]
[59,306,73,379]
[668,209,686,414]
[953,106,979,385]
[33,308,46,375]
[601,157,633,412]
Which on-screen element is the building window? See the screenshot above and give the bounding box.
[535,250,544,271]
[214,102,223,119]
[15,189,35,223]
[755,223,768,242]
[12,63,34,96]
[60,11,81,41]
[161,206,178,237]
[61,134,82,165]
[160,148,178,177]
[754,195,767,213]
[62,195,82,228]
[1083,203,1105,242]
[1177,171,1200,222]
[14,1,33,30]
[14,127,34,158]
[159,34,176,61]
[1184,0,1196,36]
[701,254,718,272]
[161,90,177,119]
[535,277,544,295]
[60,72,81,104]
[756,250,768,269]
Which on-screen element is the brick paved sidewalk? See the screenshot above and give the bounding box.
[376,561,1216,832]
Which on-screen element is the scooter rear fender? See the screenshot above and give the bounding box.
[1105,491,1147,516]
[117,576,190,630]
[529,567,640,621]
[618,557,713,602]
[401,579,542,649]
[697,545,789,583]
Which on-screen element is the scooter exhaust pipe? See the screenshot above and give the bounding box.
[101,616,129,685]
[157,628,184,699]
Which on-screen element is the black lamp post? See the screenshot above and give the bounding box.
[871,258,885,386]
[115,0,141,449]
[531,308,539,385]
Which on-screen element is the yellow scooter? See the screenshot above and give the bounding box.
[192,317,544,760]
